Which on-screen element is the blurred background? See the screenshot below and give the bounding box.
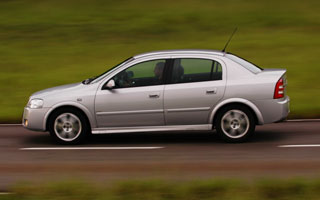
[0,0,320,122]
[1,1,320,198]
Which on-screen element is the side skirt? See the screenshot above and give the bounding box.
[91,124,212,134]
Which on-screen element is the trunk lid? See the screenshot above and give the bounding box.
[258,68,286,76]
[257,68,287,98]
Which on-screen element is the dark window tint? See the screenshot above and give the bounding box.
[113,59,166,88]
[171,58,222,84]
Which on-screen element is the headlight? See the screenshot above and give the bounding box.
[28,99,44,109]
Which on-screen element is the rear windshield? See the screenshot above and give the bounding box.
[225,54,263,74]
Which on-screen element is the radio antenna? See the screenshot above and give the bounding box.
[222,27,238,52]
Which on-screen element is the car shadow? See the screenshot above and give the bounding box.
[23,132,54,145]
[249,130,286,143]
[88,131,221,145]
[24,129,286,145]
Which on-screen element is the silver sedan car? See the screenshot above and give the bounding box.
[23,50,289,144]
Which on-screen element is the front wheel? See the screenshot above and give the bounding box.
[215,105,255,143]
[48,108,89,144]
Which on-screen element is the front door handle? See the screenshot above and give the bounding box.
[149,92,160,98]
[206,88,217,94]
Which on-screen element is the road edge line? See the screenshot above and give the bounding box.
[0,124,22,126]
[278,144,320,148]
[20,147,165,150]
[1,119,320,126]
[286,119,320,122]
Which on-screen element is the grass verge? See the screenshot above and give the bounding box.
[2,178,320,200]
[0,0,320,121]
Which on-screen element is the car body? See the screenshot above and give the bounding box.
[23,49,290,143]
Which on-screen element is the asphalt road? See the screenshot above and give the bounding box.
[1,121,320,190]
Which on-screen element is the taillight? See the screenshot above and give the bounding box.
[274,77,285,99]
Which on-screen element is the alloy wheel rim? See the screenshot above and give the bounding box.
[221,109,249,139]
[54,113,82,142]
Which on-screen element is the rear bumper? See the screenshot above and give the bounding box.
[22,107,49,131]
[277,96,290,121]
[252,96,290,124]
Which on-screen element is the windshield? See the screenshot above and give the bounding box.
[82,57,134,84]
[225,53,263,74]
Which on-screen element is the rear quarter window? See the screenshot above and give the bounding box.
[225,54,263,74]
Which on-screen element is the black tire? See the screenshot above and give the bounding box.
[48,108,90,145]
[215,105,255,143]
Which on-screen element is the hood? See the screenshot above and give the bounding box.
[31,82,83,99]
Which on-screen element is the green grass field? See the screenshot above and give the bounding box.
[2,178,320,200]
[1,0,320,122]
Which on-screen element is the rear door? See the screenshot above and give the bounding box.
[164,57,226,125]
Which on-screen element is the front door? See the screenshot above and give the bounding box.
[95,59,167,127]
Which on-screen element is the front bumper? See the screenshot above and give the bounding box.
[22,107,50,131]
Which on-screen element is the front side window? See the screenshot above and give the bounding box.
[171,58,222,84]
[113,59,166,88]
[87,57,134,84]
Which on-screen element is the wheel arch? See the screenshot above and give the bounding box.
[44,102,95,131]
[209,98,264,127]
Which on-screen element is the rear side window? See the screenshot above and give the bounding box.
[170,58,222,84]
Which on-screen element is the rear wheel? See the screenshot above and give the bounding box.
[48,108,89,144]
[215,105,255,142]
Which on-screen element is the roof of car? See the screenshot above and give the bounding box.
[133,49,225,59]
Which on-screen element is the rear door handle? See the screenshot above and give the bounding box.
[206,88,217,94]
[149,92,160,98]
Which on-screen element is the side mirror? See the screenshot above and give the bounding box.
[104,79,115,90]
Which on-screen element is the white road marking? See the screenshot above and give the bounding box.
[279,144,320,148]
[20,147,164,150]
[0,192,12,195]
